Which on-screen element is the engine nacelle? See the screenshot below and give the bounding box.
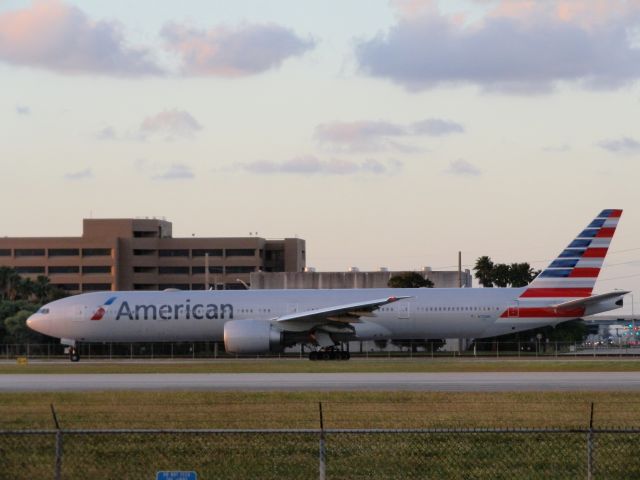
[223,319,284,354]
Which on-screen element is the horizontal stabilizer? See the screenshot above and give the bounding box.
[277,296,411,324]
[553,291,630,312]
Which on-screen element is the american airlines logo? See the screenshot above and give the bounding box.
[90,296,117,321]
[115,300,234,321]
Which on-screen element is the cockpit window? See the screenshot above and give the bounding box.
[38,308,50,314]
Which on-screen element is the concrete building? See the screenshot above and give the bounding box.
[250,268,472,290]
[0,218,305,293]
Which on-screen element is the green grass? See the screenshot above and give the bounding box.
[3,358,640,374]
[3,391,640,430]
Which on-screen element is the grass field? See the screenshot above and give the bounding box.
[3,391,640,478]
[2,390,640,430]
[3,358,640,374]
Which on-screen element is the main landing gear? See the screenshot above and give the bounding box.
[308,348,350,361]
[69,347,80,362]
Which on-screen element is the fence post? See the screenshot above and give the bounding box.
[587,402,594,480]
[318,402,326,480]
[51,404,62,480]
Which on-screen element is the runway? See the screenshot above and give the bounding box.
[3,372,640,392]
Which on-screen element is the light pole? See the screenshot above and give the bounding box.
[631,292,635,347]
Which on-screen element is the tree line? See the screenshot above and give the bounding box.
[473,256,540,288]
[0,267,66,344]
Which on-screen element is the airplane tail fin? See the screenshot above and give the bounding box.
[520,209,622,300]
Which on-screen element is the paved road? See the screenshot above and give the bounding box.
[2,372,640,392]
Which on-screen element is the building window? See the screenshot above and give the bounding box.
[54,283,80,291]
[159,284,189,290]
[0,249,11,256]
[83,266,112,274]
[192,266,224,274]
[159,249,189,257]
[159,266,189,275]
[191,284,206,290]
[49,248,79,257]
[134,284,157,290]
[225,283,247,290]
[133,231,158,238]
[83,283,111,291]
[133,249,156,256]
[226,266,256,274]
[134,266,157,273]
[15,249,45,257]
[226,249,255,257]
[83,248,112,257]
[192,249,223,257]
[14,266,45,274]
[49,266,80,274]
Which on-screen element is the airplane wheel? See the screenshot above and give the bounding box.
[318,351,329,361]
[328,351,337,360]
[70,348,80,362]
[341,352,350,360]
[309,351,318,361]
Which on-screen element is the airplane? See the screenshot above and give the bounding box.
[27,209,629,362]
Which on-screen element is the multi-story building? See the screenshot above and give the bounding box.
[0,218,305,293]
[250,267,472,289]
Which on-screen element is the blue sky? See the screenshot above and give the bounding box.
[1,0,640,312]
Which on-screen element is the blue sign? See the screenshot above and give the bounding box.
[156,472,197,480]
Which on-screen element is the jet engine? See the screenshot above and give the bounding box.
[223,319,284,354]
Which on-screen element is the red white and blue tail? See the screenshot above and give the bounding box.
[520,209,622,300]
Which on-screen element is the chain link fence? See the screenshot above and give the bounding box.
[3,340,640,360]
[1,427,640,479]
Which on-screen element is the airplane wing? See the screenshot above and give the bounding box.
[276,295,411,325]
[552,291,630,311]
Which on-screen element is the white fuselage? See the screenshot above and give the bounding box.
[27,287,570,344]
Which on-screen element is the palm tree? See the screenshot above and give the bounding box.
[508,263,538,287]
[33,275,52,303]
[473,256,494,287]
[16,277,36,301]
[5,269,22,301]
[0,266,14,300]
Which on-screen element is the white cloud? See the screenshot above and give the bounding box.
[0,2,315,79]
[240,156,400,175]
[444,159,481,176]
[64,168,93,180]
[315,118,463,152]
[140,109,202,139]
[161,22,315,77]
[0,1,161,76]
[598,137,640,154]
[412,118,464,136]
[152,163,195,180]
[356,2,640,93]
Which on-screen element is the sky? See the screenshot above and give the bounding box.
[1,0,640,312]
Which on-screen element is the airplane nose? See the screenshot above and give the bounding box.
[26,313,49,334]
